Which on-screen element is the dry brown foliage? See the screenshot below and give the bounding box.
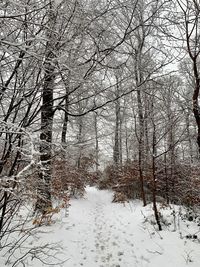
[33,206,60,226]
[100,160,200,207]
[112,192,129,203]
[52,159,85,198]
[52,154,98,199]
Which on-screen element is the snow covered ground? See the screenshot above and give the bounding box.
[1,187,200,267]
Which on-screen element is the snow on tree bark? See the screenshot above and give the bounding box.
[35,0,57,212]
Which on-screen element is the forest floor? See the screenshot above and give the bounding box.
[2,187,200,267]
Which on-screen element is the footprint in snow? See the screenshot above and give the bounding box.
[100,245,105,250]
[140,255,150,263]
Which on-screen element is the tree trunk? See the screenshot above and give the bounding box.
[113,82,121,167]
[152,118,162,231]
[125,117,130,162]
[94,112,99,172]
[164,152,169,204]
[61,71,70,145]
[185,111,193,163]
[192,58,200,155]
[135,39,146,206]
[137,89,146,206]
[77,102,83,169]
[119,107,123,166]
[35,0,57,212]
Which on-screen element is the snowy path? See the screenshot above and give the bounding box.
[30,187,200,267]
[66,187,141,267]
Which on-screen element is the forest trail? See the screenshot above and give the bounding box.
[52,187,200,267]
[33,187,200,267]
[66,187,141,267]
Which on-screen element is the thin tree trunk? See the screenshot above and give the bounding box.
[192,57,200,155]
[152,118,162,231]
[119,108,123,166]
[135,40,146,206]
[61,92,69,145]
[94,112,99,172]
[168,119,175,201]
[137,89,146,206]
[77,102,83,169]
[113,83,120,167]
[164,151,169,204]
[184,11,200,156]
[185,111,193,163]
[61,71,70,145]
[125,118,129,162]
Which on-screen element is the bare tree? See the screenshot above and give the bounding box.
[173,0,200,154]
